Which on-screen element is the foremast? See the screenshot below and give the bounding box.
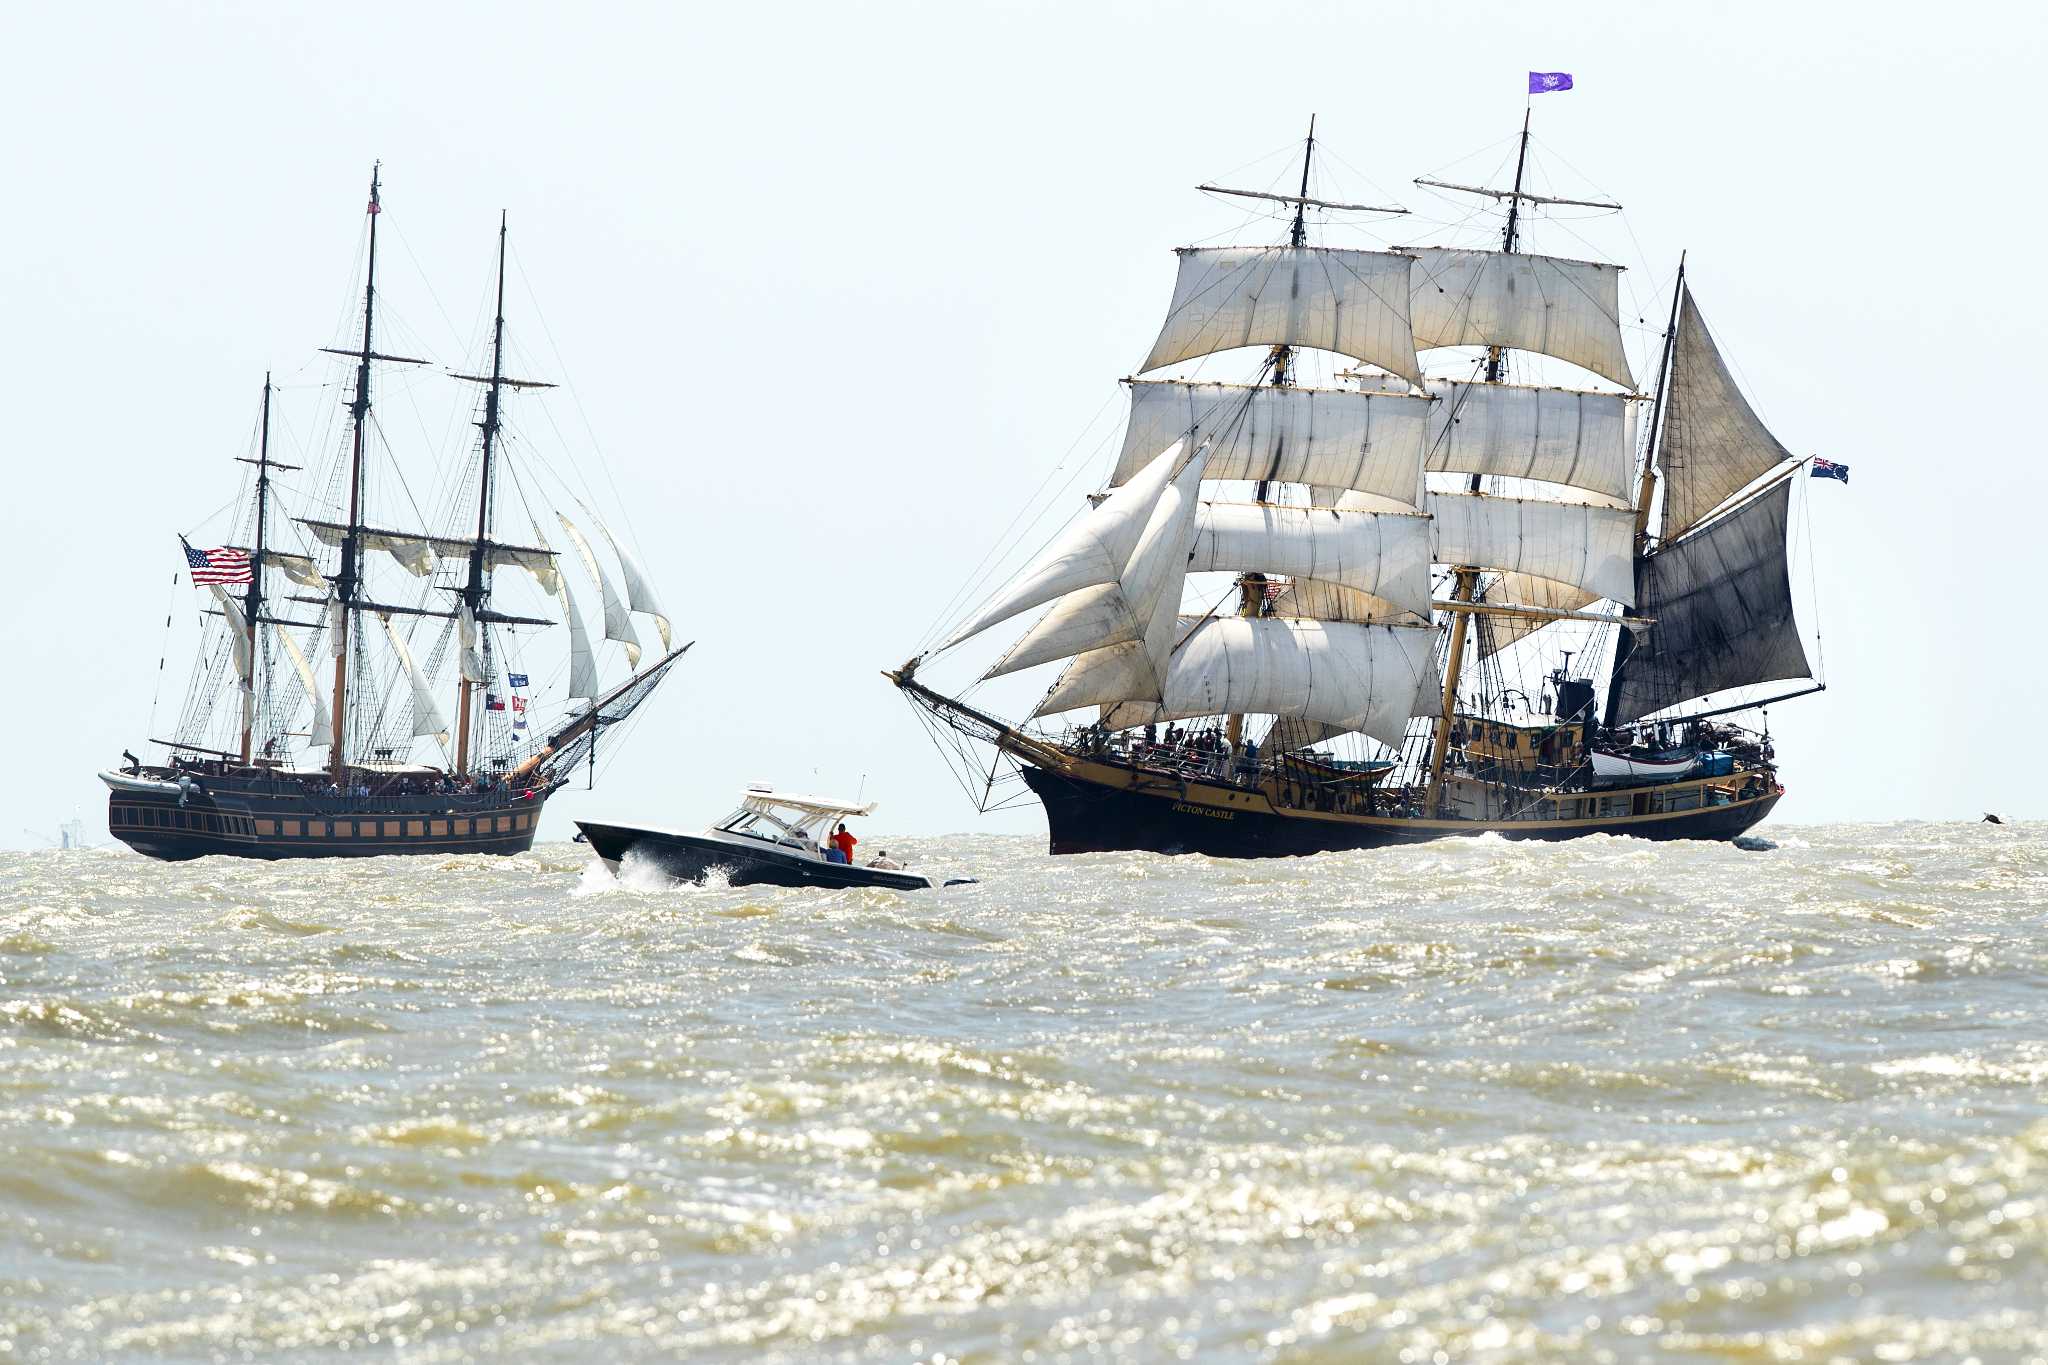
[455,213,511,777]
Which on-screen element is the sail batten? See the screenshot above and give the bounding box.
[1141,247,1421,384]
[1407,247,1635,389]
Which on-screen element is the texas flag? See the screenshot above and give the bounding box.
[1529,72,1574,94]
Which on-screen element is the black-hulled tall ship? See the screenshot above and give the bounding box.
[892,112,1829,857]
[105,167,689,860]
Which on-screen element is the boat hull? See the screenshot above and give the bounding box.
[577,822,944,891]
[1019,763,1779,858]
[105,776,544,861]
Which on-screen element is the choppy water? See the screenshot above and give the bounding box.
[1,824,2044,1362]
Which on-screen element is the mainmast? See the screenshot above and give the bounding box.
[1427,107,1534,814]
[329,164,381,783]
[455,212,511,778]
[240,374,274,764]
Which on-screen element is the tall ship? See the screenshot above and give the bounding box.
[104,167,689,860]
[891,110,1830,857]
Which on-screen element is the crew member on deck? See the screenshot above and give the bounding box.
[830,823,857,864]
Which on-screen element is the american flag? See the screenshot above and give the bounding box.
[184,544,251,586]
[1263,581,1285,602]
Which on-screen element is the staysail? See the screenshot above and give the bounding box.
[274,622,333,749]
[1656,287,1796,541]
[558,513,641,669]
[1140,247,1422,384]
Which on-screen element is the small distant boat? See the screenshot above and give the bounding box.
[577,787,972,891]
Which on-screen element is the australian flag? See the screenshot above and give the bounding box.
[1529,72,1573,94]
[1811,457,1850,483]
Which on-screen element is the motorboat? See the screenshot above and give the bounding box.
[576,787,973,890]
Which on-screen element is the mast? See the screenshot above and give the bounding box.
[329,163,382,783]
[242,373,273,764]
[1602,256,1687,729]
[1427,106,1533,814]
[455,211,510,778]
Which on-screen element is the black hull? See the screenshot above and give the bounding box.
[578,823,941,891]
[1020,764,1779,859]
[107,786,544,861]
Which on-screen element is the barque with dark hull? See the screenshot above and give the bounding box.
[889,108,1832,858]
[108,166,688,861]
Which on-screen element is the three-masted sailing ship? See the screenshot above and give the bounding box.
[104,167,689,860]
[891,113,1827,856]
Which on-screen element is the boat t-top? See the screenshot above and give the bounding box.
[576,787,971,890]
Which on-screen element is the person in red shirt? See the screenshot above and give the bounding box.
[830,823,857,864]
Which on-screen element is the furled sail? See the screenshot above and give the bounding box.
[209,586,255,740]
[1424,380,1637,505]
[557,514,641,669]
[274,622,333,748]
[1038,616,1439,752]
[299,520,560,593]
[378,612,449,746]
[987,448,1208,682]
[946,440,1188,650]
[1427,492,1635,606]
[456,601,488,684]
[1407,248,1635,390]
[595,517,672,651]
[1657,287,1796,541]
[1607,478,1809,724]
[1113,380,1429,507]
[1189,502,1432,620]
[1140,247,1422,384]
[1474,573,1599,660]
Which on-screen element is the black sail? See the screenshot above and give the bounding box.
[1608,479,1810,725]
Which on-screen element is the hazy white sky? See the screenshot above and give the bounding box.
[4,0,2039,848]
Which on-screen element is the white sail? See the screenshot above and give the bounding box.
[327,593,345,659]
[556,577,599,701]
[1113,380,1429,507]
[945,440,1187,650]
[263,550,329,592]
[1039,616,1439,752]
[557,513,641,669]
[1474,573,1600,659]
[209,586,255,741]
[595,516,672,651]
[1408,248,1635,390]
[1190,501,1433,620]
[1140,247,1422,384]
[987,447,1209,682]
[1657,287,1797,541]
[378,613,449,747]
[274,621,333,749]
[1269,575,1410,625]
[299,520,559,593]
[456,601,487,685]
[1427,492,1636,606]
[1424,380,1636,505]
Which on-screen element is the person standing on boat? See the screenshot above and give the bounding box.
[830,823,857,864]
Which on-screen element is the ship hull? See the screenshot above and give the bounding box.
[576,822,943,891]
[105,779,545,861]
[1019,763,1779,858]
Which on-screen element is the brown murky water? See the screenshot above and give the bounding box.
[2,823,2043,1361]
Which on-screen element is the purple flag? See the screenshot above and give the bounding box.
[1529,71,1574,94]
